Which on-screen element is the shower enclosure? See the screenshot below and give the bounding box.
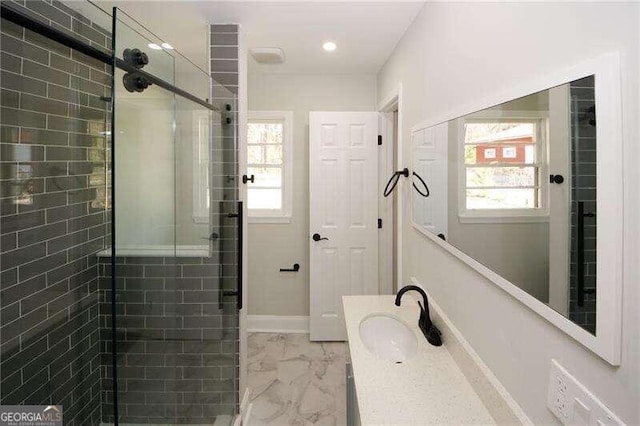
[0,1,240,424]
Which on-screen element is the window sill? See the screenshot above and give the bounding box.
[458,214,549,224]
[248,216,292,224]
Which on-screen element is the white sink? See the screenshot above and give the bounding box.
[359,314,417,363]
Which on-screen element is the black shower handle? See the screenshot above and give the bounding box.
[242,174,255,184]
[312,233,328,242]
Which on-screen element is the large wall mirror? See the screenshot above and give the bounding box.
[410,54,622,364]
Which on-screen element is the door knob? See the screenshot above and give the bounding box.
[312,233,328,242]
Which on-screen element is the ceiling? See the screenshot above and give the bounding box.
[93,1,425,74]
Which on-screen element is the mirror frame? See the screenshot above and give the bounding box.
[410,52,622,365]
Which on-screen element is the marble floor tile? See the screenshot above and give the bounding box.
[247,333,348,426]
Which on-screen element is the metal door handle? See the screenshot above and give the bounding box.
[242,174,255,184]
[312,233,328,242]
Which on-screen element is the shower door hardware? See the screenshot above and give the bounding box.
[412,171,430,197]
[122,48,149,69]
[383,168,410,197]
[221,201,243,309]
[280,263,300,272]
[378,135,382,145]
[577,201,596,307]
[123,72,152,93]
[312,233,329,242]
[0,2,219,112]
[550,174,565,184]
[378,218,383,229]
[437,233,446,241]
[242,174,255,184]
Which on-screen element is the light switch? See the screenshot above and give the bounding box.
[573,397,590,424]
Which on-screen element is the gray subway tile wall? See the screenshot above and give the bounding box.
[0,1,111,424]
[568,76,597,334]
[1,5,240,425]
[98,255,237,424]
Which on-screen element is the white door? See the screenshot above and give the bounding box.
[411,123,448,237]
[309,112,379,341]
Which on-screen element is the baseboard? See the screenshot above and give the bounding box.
[410,277,532,425]
[247,315,309,333]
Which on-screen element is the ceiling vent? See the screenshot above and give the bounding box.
[250,47,285,64]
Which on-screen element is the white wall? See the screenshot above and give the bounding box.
[247,73,377,316]
[377,3,639,424]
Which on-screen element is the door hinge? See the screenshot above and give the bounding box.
[377,135,382,146]
[378,218,383,229]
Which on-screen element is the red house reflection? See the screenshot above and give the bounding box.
[475,134,533,164]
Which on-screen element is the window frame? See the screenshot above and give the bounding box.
[246,110,293,223]
[457,110,550,223]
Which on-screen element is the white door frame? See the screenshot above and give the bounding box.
[377,84,403,294]
[237,25,248,398]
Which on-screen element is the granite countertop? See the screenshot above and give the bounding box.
[343,295,495,425]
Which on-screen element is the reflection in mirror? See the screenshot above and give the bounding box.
[412,76,596,334]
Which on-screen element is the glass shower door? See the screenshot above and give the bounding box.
[106,7,239,424]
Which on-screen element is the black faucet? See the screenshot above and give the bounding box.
[395,285,442,347]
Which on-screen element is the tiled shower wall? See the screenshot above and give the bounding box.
[210,21,241,411]
[0,1,111,424]
[568,76,597,334]
[98,255,237,424]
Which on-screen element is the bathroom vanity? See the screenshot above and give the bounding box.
[343,295,499,425]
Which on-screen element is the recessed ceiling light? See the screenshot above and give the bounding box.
[322,41,337,52]
[161,42,173,50]
[148,43,162,50]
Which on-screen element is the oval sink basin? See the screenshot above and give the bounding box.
[359,314,417,363]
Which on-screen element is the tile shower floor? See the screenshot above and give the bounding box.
[247,333,348,425]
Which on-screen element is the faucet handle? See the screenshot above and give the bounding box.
[417,301,427,323]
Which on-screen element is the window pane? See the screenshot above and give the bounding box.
[466,167,536,188]
[248,167,282,188]
[265,145,283,164]
[465,122,535,144]
[464,122,536,165]
[248,188,282,209]
[248,145,263,164]
[466,188,537,209]
[248,122,283,144]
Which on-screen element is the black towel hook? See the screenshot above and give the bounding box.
[412,171,430,197]
[383,168,410,197]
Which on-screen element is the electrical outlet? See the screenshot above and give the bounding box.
[547,359,624,426]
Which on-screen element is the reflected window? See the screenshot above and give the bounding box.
[461,118,547,214]
[193,112,211,223]
[247,111,293,222]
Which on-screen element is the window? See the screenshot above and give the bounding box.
[459,116,548,220]
[192,111,211,224]
[247,111,293,222]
